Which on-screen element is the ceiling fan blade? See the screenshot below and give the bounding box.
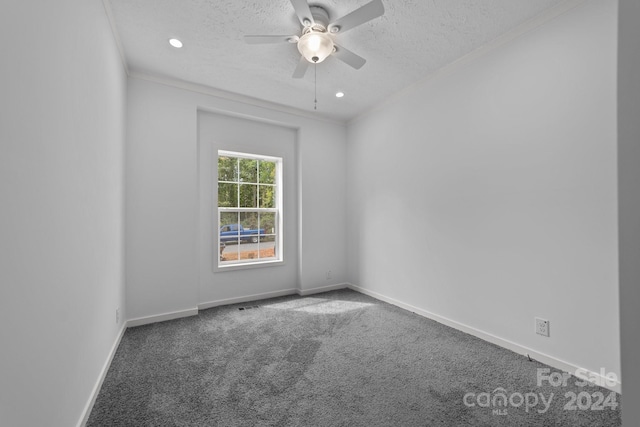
[328,0,385,34]
[290,0,314,26]
[292,56,309,79]
[244,35,298,44]
[333,44,367,69]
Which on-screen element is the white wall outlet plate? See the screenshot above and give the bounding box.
[535,317,549,337]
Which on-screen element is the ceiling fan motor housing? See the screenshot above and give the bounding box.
[308,6,330,31]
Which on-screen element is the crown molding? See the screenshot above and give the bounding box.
[101,0,129,75]
[128,71,346,126]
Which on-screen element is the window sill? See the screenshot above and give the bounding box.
[215,259,285,273]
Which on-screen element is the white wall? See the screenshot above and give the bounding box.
[347,0,619,382]
[0,1,127,426]
[126,77,348,321]
[618,0,640,423]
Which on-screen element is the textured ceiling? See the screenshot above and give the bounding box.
[106,0,567,122]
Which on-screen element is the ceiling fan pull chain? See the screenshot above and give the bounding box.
[314,63,317,110]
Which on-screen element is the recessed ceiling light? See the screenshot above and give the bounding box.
[169,38,183,48]
[336,92,345,98]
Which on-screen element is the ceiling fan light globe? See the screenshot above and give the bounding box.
[297,31,334,64]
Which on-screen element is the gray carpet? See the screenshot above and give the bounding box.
[87,289,621,426]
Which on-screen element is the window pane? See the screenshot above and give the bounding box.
[218,183,238,207]
[239,184,258,208]
[258,237,276,260]
[259,185,275,208]
[219,212,239,244]
[239,158,258,183]
[220,241,239,263]
[259,160,276,184]
[240,212,259,232]
[260,212,276,235]
[218,156,238,182]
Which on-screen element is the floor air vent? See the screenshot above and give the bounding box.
[238,305,260,311]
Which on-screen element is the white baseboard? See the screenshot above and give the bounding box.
[346,283,621,394]
[296,283,348,296]
[198,288,298,310]
[77,324,127,427]
[127,308,199,328]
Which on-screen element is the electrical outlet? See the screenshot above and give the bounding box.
[326,270,332,280]
[535,317,549,337]
[116,307,120,325]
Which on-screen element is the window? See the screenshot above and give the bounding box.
[217,151,282,268]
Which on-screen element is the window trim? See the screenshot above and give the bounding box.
[215,150,284,271]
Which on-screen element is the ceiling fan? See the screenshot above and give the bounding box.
[244,0,385,79]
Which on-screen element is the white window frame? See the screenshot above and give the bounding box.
[216,150,283,270]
